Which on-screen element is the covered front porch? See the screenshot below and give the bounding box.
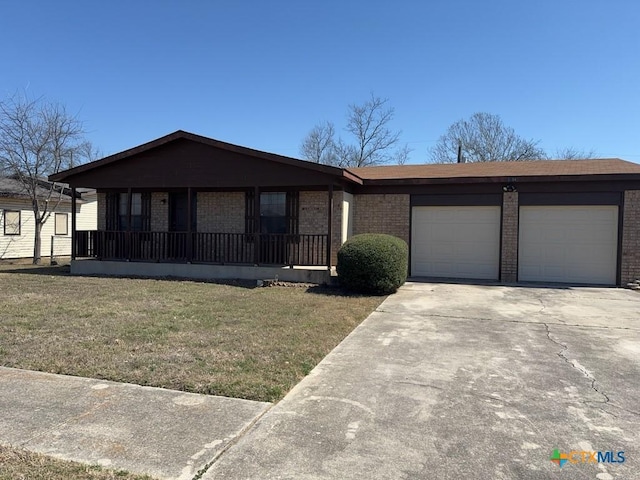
[51,131,360,282]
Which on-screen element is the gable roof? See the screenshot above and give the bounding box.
[0,176,73,201]
[0,177,95,203]
[49,129,640,188]
[348,159,640,184]
[50,130,362,185]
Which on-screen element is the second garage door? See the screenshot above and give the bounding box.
[518,205,618,285]
[411,206,501,280]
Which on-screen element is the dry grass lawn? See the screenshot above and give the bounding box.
[0,264,384,402]
[0,445,153,480]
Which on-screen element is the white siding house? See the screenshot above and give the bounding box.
[0,179,96,261]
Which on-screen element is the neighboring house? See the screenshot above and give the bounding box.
[0,177,97,261]
[49,130,640,286]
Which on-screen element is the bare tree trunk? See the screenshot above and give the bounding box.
[33,216,42,265]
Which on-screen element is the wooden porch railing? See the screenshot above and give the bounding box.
[74,230,328,266]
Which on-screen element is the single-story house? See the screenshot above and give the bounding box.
[49,130,640,286]
[0,177,97,261]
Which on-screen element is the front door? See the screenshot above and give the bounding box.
[168,192,197,260]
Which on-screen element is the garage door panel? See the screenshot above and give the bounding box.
[411,206,500,280]
[518,206,618,285]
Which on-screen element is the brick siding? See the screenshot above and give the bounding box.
[621,190,640,284]
[150,192,168,231]
[299,190,342,265]
[97,192,106,230]
[500,192,518,283]
[196,192,245,233]
[352,194,410,243]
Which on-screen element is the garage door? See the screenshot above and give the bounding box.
[518,206,618,284]
[411,206,501,280]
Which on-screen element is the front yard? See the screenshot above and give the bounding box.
[0,445,153,480]
[0,265,384,403]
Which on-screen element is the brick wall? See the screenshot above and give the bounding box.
[97,192,106,230]
[500,192,518,283]
[352,194,410,243]
[622,190,640,284]
[150,192,168,231]
[196,192,245,233]
[299,191,328,234]
[299,190,342,265]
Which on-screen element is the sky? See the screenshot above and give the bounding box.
[2,1,639,164]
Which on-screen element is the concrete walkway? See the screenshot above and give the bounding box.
[0,367,270,479]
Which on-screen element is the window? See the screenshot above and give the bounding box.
[245,191,299,235]
[3,210,20,235]
[119,193,142,230]
[106,192,150,231]
[260,192,287,234]
[54,213,68,235]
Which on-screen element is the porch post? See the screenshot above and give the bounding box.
[71,187,77,260]
[254,186,261,265]
[327,184,333,269]
[186,187,193,263]
[126,187,132,261]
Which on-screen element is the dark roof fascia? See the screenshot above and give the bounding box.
[358,173,640,186]
[50,130,362,185]
[341,169,364,185]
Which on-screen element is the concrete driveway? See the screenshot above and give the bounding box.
[205,282,640,479]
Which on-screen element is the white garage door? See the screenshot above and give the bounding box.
[518,206,618,285]
[411,206,501,280]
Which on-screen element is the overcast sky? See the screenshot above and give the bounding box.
[2,0,639,163]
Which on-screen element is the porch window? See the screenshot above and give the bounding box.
[3,210,20,235]
[106,192,151,231]
[245,191,299,234]
[260,192,287,233]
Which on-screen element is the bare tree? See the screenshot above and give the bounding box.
[0,94,91,264]
[395,144,412,166]
[346,94,402,166]
[550,147,597,160]
[429,112,546,163]
[301,94,409,167]
[300,121,338,165]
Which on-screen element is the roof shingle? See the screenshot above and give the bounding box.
[348,159,640,181]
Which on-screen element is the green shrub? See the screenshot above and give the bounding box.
[337,234,408,294]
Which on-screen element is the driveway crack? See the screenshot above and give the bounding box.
[543,323,612,412]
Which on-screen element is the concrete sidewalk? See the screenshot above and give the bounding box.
[0,367,271,479]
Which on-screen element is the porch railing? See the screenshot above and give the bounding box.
[74,230,328,267]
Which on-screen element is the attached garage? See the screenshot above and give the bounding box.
[518,205,619,285]
[411,205,501,280]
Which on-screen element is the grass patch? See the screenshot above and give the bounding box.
[0,265,383,402]
[0,445,154,480]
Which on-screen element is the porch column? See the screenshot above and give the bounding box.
[326,184,333,269]
[253,186,260,265]
[71,187,77,260]
[126,187,132,261]
[186,187,193,263]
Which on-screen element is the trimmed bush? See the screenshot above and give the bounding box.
[337,234,408,294]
